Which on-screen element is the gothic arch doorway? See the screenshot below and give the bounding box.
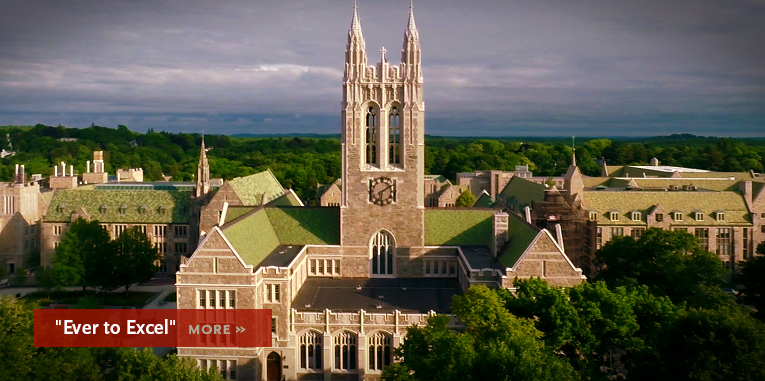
[266,351,282,381]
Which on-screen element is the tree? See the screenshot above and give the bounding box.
[383,286,577,381]
[52,218,111,290]
[102,227,160,295]
[643,306,765,381]
[503,278,682,380]
[594,228,727,307]
[35,266,57,297]
[108,348,223,381]
[737,242,765,319]
[454,190,475,207]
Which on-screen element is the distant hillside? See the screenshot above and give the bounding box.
[232,133,340,139]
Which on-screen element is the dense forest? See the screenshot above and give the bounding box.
[1,124,764,202]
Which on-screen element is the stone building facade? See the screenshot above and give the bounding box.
[0,164,46,277]
[177,7,584,381]
[500,161,765,274]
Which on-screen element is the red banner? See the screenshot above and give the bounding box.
[34,309,271,348]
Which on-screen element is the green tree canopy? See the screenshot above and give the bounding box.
[737,242,765,319]
[383,286,577,381]
[52,218,111,290]
[454,190,476,207]
[594,228,727,307]
[102,227,160,295]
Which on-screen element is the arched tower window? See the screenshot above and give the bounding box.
[365,106,378,165]
[370,231,395,276]
[389,107,401,165]
[299,331,323,370]
[333,331,357,370]
[368,332,392,371]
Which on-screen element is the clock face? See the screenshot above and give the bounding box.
[369,177,395,206]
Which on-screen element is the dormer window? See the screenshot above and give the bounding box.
[158,206,167,215]
[716,211,726,222]
[138,205,147,215]
[609,211,619,221]
[694,211,704,221]
[589,211,597,221]
[179,206,187,215]
[673,211,683,222]
[655,213,664,222]
[119,204,128,215]
[99,205,108,214]
[631,211,641,222]
[56,204,66,213]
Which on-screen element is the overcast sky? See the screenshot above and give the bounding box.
[1,0,764,136]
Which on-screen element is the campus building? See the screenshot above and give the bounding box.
[500,159,765,275]
[177,7,584,381]
[0,164,46,277]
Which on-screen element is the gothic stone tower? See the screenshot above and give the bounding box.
[340,5,425,278]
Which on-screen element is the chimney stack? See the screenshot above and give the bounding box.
[55,165,58,177]
[20,165,25,183]
[87,161,91,173]
[70,165,74,177]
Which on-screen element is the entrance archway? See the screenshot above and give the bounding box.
[266,351,282,381]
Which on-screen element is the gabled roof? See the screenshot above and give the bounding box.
[499,176,544,207]
[316,179,342,199]
[269,189,304,206]
[583,190,750,225]
[219,206,340,267]
[424,209,494,246]
[228,169,285,206]
[472,190,495,208]
[44,189,191,223]
[498,213,541,268]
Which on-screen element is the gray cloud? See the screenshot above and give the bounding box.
[0,0,763,136]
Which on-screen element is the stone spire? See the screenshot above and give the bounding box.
[196,136,210,198]
[345,3,367,82]
[571,136,577,167]
[406,1,418,38]
[401,1,421,80]
[350,2,364,40]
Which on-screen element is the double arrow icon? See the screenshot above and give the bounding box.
[235,326,246,333]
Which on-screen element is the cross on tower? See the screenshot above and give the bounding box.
[379,46,387,62]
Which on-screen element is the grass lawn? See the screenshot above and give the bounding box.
[23,290,158,309]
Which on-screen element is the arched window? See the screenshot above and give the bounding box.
[389,107,401,165]
[370,231,395,276]
[365,106,378,165]
[333,331,357,370]
[299,331,322,370]
[368,332,392,371]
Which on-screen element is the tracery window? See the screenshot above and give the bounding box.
[368,332,392,371]
[389,107,401,165]
[366,106,378,165]
[299,331,323,370]
[333,331,357,370]
[370,231,395,276]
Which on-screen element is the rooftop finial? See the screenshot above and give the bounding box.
[406,1,417,32]
[350,1,363,37]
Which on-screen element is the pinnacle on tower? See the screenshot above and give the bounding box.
[196,136,210,197]
[406,1,418,36]
[350,3,364,40]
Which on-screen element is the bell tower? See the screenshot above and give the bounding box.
[340,4,426,276]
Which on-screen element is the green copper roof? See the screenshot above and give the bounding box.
[472,192,496,208]
[583,190,750,225]
[228,170,285,206]
[498,215,541,268]
[44,189,191,223]
[265,207,339,245]
[224,206,256,224]
[223,209,280,266]
[220,206,340,267]
[268,191,304,206]
[499,176,544,207]
[425,209,494,246]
